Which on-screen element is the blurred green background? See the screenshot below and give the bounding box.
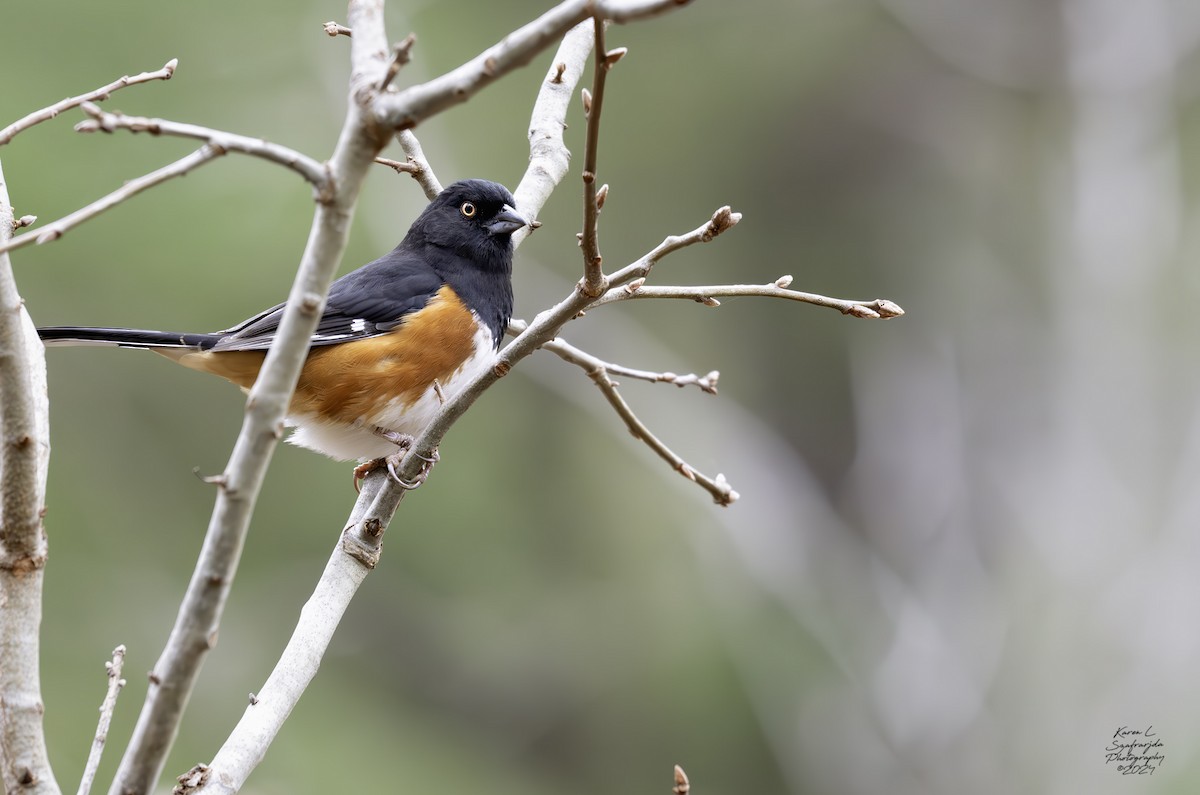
[4,0,1199,793]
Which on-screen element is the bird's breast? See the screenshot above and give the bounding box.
[285,286,497,460]
[289,286,484,421]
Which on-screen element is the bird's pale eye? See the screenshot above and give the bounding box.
[460,201,477,218]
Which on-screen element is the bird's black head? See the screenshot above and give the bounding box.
[406,179,528,269]
[404,179,527,347]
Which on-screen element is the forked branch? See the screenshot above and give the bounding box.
[0,59,177,146]
[391,129,444,199]
[74,105,329,189]
[0,104,330,257]
[514,321,733,503]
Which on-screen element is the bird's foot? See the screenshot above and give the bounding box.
[353,430,440,492]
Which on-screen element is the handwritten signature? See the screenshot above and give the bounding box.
[1105,726,1165,776]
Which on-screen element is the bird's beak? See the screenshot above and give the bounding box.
[486,204,529,236]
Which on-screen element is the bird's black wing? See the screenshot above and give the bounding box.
[210,248,444,352]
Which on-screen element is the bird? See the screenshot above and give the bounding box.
[38,178,529,486]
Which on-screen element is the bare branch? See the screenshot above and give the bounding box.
[513,19,595,246]
[107,3,393,793]
[589,204,903,317]
[0,146,225,256]
[607,205,742,286]
[393,129,443,199]
[509,319,719,394]
[589,365,739,505]
[598,281,906,319]
[374,156,418,174]
[579,18,611,297]
[506,319,734,502]
[2,105,341,255]
[526,326,732,501]
[0,59,176,146]
[378,33,417,91]
[77,645,126,795]
[74,104,329,190]
[0,160,58,795]
[322,20,352,38]
[190,471,403,795]
[0,162,46,571]
[599,361,720,393]
[373,0,691,129]
[501,198,899,505]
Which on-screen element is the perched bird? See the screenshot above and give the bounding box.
[38,179,528,484]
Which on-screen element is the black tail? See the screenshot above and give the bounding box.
[37,326,222,350]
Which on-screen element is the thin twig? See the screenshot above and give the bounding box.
[374,156,415,174]
[0,146,225,256]
[578,18,610,297]
[393,129,443,199]
[513,325,729,501]
[589,365,739,505]
[509,319,719,394]
[607,205,742,287]
[77,646,126,795]
[596,281,905,319]
[607,361,718,392]
[2,106,330,256]
[74,104,329,189]
[608,365,718,392]
[322,21,352,37]
[0,59,177,146]
[379,33,417,91]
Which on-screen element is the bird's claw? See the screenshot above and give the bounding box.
[353,432,440,492]
[384,442,439,489]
